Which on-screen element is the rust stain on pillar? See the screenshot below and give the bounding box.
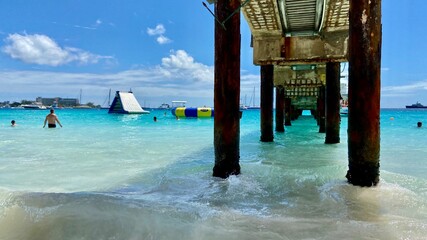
[284,98,292,126]
[325,62,341,144]
[346,0,381,186]
[275,87,285,132]
[213,0,241,178]
[318,86,326,133]
[260,65,274,142]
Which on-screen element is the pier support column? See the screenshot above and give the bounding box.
[260,65,274,142]
[284,98,292,126]
[213,0,241,178]
[325,62,341,144]
[317,86,326,133]
[311,109,317,120]
[346,0,381,186]
[290,105,297,120]
[275,86,285,132]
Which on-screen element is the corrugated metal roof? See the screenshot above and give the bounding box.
[278,0,325,35]
[242,0,349,36]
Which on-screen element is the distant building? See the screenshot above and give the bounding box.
[60,98,79,106]
[36,97,79,107]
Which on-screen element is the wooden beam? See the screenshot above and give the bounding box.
[346,0,381,186]
[213,0,241,178]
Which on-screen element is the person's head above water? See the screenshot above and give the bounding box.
[417,122,422,128]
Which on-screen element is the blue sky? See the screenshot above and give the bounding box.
[0,0,426,108]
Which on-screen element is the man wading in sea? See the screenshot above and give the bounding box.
[43,109,63,128]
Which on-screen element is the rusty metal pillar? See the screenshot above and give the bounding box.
[260,65,274,142]
[284,98,292,126]
[317,86,326,133]
[275,86,285,132]
[325,62,341,144]
[213,0,241,178]
[346,0,381,186]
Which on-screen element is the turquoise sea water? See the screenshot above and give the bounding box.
[0,108,426,239]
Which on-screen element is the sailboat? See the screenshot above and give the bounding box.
[100,89,112,109]
[246,86,260,109]
[73,89,91,109]
[240,96,247,110]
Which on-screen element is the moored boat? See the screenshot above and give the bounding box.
[21,104,47,110]
[158,103,171,109]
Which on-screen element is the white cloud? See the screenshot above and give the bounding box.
[2,33,113,66]
[95,19,102,26]
[52,20,106,30]
[73,25,96,30]
[147,24,166,36]
[147,24,172,45]
[0,50,212,99]
[157,35,171,44]
[160,50,213,83]
[0,49,259,106]
[382,80,427,93]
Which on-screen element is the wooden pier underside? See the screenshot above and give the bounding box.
[213,0,381,186]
